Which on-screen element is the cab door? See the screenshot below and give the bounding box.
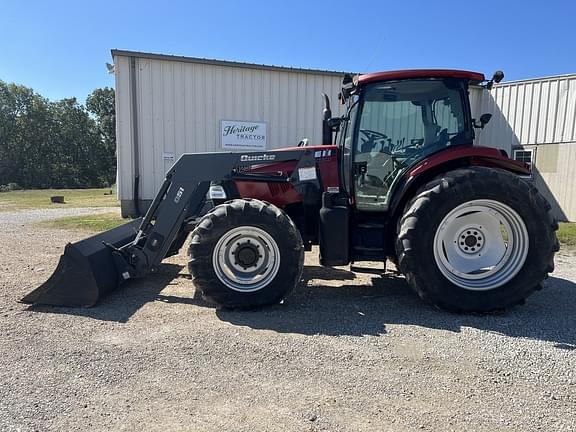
[352,79,467,212]
[353,97,424,211]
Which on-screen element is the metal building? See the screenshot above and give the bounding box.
[112,50,345,216]
[113,49,575,221]
[472,74,576,221]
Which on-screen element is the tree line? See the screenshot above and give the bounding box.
[0,81,116,190]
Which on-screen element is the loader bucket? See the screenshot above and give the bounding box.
[21,218,143,307]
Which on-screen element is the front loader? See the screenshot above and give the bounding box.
[23,69,559,312]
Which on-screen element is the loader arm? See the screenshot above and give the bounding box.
[121,149,319,275]
[22,149,319,307]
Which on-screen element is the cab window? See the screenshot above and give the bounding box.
[354,79,469,211]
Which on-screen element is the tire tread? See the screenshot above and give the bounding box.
[396,167,558,313]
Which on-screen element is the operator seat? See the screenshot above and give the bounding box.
[424,123,441,146]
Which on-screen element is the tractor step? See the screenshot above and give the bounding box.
[353,246,384,252]
[351,245,386,261]
[350,264,386,275]
[352,219,386,260]
[356,222,385,229]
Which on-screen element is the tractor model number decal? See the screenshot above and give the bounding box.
[174,187,185,204]
[314,150,332,158]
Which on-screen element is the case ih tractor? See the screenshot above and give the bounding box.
[23,69,558,313]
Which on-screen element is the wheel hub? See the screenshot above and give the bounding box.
[212,226,281,292]
[456,226,485,254]
[234,242,261,269]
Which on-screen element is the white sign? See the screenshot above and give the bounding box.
[162,152,175,162]
[221,120,267,151]
[298,167,317,181]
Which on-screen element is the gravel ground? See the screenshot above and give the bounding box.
[0,208,575,432]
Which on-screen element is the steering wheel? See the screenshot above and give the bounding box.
[360,129,388,142]
[359,129,389,153]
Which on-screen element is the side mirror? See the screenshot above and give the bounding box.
[341,73,356,100]
[327,117,343,130]
[492,70,504,84]
[486,70,505,90]
[480,113,492,127]
[342,73,353,86]
[473,113,492,129]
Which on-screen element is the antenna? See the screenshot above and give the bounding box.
[362,35,386,73]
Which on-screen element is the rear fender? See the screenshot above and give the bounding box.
[388,146,531,237]
[407,145,530,179]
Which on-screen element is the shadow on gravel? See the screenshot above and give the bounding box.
[26,263,576,349]
[25,263,202,323]
[216,267,576,349]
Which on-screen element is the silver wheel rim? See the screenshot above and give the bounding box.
[212,226,281,292]
[433,199,529,291]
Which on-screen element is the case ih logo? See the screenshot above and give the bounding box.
[240,154,276,162]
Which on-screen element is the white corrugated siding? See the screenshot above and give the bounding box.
[113,55,134,202]
[115,54,344,202]
[470,74,576,220]
[471,75,576,150]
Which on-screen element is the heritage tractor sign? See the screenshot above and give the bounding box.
[221,120,267,151]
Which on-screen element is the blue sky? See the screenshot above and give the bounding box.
[1,0,574,103]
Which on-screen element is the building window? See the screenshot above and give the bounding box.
[513,148,534,178]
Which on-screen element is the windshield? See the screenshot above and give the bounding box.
[359,79,471,155]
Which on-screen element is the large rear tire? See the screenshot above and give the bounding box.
[396,167,559,313]
[188,199,304,308]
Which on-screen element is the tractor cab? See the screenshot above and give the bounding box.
[329,70,486,212]
[318,69,519,268]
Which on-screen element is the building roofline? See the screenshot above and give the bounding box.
[111,49,348,77]
[110,50,574,84]
[497,72,576,85]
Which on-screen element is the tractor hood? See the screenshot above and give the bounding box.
[245,144,338,174]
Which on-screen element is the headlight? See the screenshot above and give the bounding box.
[208,185,227,200]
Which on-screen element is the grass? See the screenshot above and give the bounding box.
[0,187,119,211]
[6,187,576,246]
[42,217,575,247]
[558,222,576,248]
[38,212,127,233]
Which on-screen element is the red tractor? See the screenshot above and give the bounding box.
[23,69,558,313]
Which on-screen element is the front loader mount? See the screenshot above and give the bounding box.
[22,149,320,307]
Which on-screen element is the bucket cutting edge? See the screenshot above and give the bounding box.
[21,218,142,307]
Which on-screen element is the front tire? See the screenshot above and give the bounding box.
[396,167,559,313]
[188,199,304,308]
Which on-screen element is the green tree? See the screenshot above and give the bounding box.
[86,87,116,186]
[50,97,102,188]
[0,81,117,189]
[0,81,54,188]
